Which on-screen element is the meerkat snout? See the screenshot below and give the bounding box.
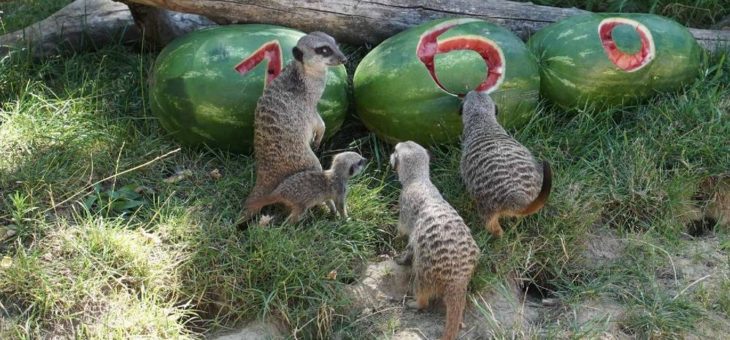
[292,31,347,67]
[331,151,367,177]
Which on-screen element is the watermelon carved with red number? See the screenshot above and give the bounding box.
[528,13,700,108]
[149,25,348,153]
[354,18,540,145]
[234,40,283,85]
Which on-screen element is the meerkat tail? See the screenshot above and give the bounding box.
[518,160,553,216]
[442,282,468,340]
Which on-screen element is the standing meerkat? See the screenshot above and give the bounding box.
[391,141,480,340]
[239,32,347,223]
[459,90,552,237]
[245,151,367,223]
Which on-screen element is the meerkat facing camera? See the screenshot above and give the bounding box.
[459,90,552,237]
[391,141,480,340]
[246,151,367,223]
[238,32,347,224]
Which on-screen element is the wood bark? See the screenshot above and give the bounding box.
[0,0,140,57]
[126,3,216,48]
[0,0,215,57]
[120,0,730,51]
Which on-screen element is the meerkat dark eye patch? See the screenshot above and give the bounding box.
[292,47,303,62]
[494,104,499,116]
[315,46,333,57]
[349,164,356,176]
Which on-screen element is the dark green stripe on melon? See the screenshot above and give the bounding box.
[354,18,540,146]
[527,13,701,108]
[149,24,348,154]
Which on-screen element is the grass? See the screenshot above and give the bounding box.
[0,0,73,33]
[1,0,729,339]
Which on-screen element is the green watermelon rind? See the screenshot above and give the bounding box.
[354,18,541,146]
[150,24,348,154]
[527,13,702,108]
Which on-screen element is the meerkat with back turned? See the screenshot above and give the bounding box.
[239,32,347,223]
[245,151,367,223]
[391,141,480,340]
[459,90,552,237]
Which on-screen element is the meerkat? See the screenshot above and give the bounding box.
[459,90,552,237]
[239,32,347,223]
[390,141,480,340]
[245,151,367,223]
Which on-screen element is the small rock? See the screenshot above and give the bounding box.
[6,229,17,238]
[542,298,559,307]
[209,168,222,180]
[163,169,193,183]
[1,256,12,269]
[327,270,338,280]
[258,215,274,227]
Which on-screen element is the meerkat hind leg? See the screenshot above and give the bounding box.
[334,196,347,219]
[406,289,431,310]
[407,286,434,310]
[486,214,504,237]
[326,200,337,216]
[394,243,414,266]
[283,205,306,224]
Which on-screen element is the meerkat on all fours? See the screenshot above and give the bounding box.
[238,32,347,224]
[245,151,367,224]
[390,141,480,340]
[459,90,552,237]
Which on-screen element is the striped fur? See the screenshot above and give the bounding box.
[392,141,480,340]
[459,91,551,237]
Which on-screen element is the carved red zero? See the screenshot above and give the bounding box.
[417,19,505,95]
[598,18,655,72]
[234,40,283,85]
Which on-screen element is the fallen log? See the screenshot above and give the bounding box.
[0,0,140,57]
[0,0,215,57]
[126,3,216,48]
[121,0,730,51]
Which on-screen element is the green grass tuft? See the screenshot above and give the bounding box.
[1,1,729,338]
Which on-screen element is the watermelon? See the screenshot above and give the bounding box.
[149,25,349,153]
[527,13,702,108]
[354,18,540,145]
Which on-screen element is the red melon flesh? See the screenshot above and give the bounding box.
[598,18,655,72]
[234,40,283,85]
[417,20,506,95]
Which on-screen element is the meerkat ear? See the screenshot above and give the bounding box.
[494,104,499,116]
[458,102,465,116]
[292,47,303,62]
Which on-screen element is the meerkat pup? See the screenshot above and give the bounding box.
[391,141,480,340]
[245,151,366,224]
[239,32,347,223]
[459,90,552,237]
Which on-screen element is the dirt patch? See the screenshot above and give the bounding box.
[344,259,543,339]
[656,236,730,338]
[209,320,285,340]
[555,298,630,339]
[582,228,626,269]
